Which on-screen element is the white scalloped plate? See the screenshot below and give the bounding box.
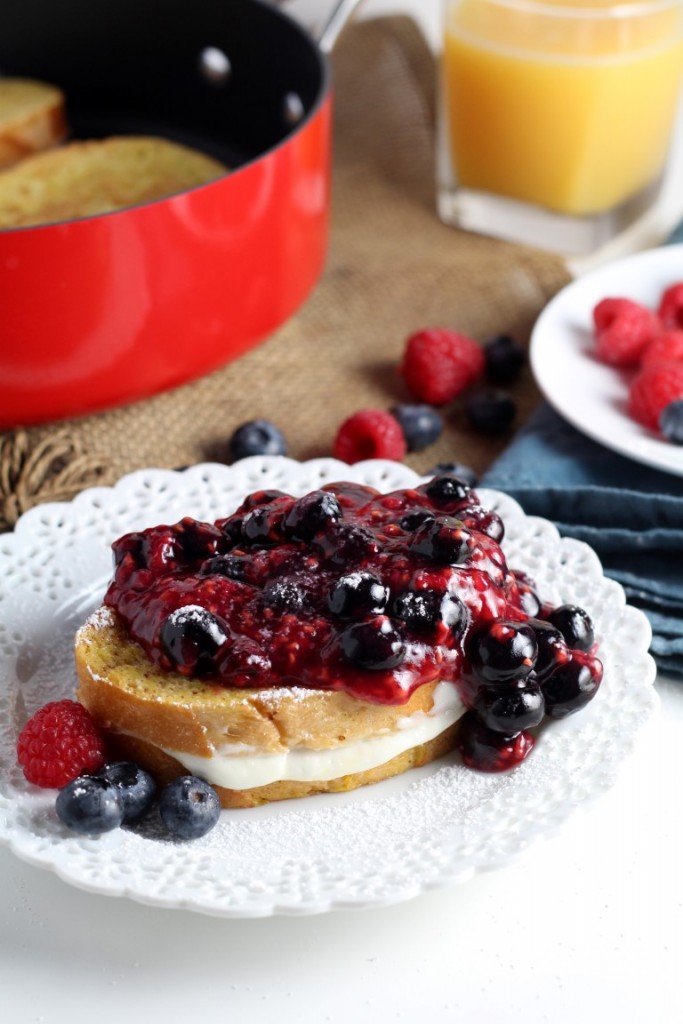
[530,244,683,476]
[0,458,657,917]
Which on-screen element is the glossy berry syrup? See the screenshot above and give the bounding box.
[104,476,603,772]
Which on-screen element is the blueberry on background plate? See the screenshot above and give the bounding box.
[660,399,683,443]
[390,403,444,451]
[228,419,287,461]
[159,776,221,840]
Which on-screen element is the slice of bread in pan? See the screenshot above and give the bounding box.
[0,77,67,170]
[0,135,226,228]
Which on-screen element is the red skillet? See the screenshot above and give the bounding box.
[0,0,360,429]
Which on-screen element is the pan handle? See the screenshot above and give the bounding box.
[272,0,366,53]
[317,0,366,53]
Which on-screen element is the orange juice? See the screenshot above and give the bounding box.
[444,0,683,215]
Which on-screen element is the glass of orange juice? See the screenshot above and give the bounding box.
[438,0,683,255]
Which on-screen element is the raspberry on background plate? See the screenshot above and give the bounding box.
[628,361,683,431]
[640,330,683,367]
[658,282,683,330]
[593,297,660,367]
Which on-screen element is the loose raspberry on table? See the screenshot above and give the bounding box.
[658,282,683,330]
[593,297,660,367]
[400,328,485,405]
[17,700,106,789]
[640,330,683,368]
[332,409,407,464]
[628,362,683,431]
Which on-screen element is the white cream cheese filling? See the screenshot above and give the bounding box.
[158,681,465,790]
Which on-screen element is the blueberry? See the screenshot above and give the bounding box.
[660,399,683,443]
[241,506,285,545]
[456,711,535,773]
[398,509,435,532]
[228,419,287,461]
[545,604,595,652]
[98,762,157,824]
[112,531,145,569]
[159,776,221,840]
[391,589,441,631]
[219,516,245,547]
[315,522,379,566]
[241,489,290,509]
[469,620,538,685]
[284,490,342,541]
[160,605,230,675]
[55,776,124,835]
[328,571,389,618]
[542,657,602,719]
[427,462,478,488]
[517,584,541,619]
[173,518,222,561]
[340,616,406,670]
[484,334,526,384]
[218,635,272,679]
[423,474,472,506]
[262,577,307,613]
[473,681,545,734]
[410,515,473,565]
[390,404,444,452]
[199,553,249,581]
[465,390,516,434]
[392,589,467,636]
[528,619,568,682]
[459,505,505,543]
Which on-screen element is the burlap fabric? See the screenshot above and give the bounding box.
[0,17,572,532]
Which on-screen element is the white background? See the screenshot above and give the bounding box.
[2,3,683,1022]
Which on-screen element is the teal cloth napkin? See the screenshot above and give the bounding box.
[481,231,683,677]
[481,404,683,675]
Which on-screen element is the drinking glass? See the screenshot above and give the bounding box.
[438,0,683,255]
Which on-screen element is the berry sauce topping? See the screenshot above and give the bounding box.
[104,477,603,767]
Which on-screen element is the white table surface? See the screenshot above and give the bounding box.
[1,676,681,1024]
[3,3,683,1022]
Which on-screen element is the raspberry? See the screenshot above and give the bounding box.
[640,330,683,368]
[332,409,407,464]
[628,362,683,430]
[400,328,485,405]
[17,700,106,788]
[593,297,660,367]
[658,282,683,330]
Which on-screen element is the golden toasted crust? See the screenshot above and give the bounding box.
[0,135,225,228]
[75,608,459,807]
[0,78,67,169]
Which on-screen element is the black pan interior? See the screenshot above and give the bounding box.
[0,0,327,168]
